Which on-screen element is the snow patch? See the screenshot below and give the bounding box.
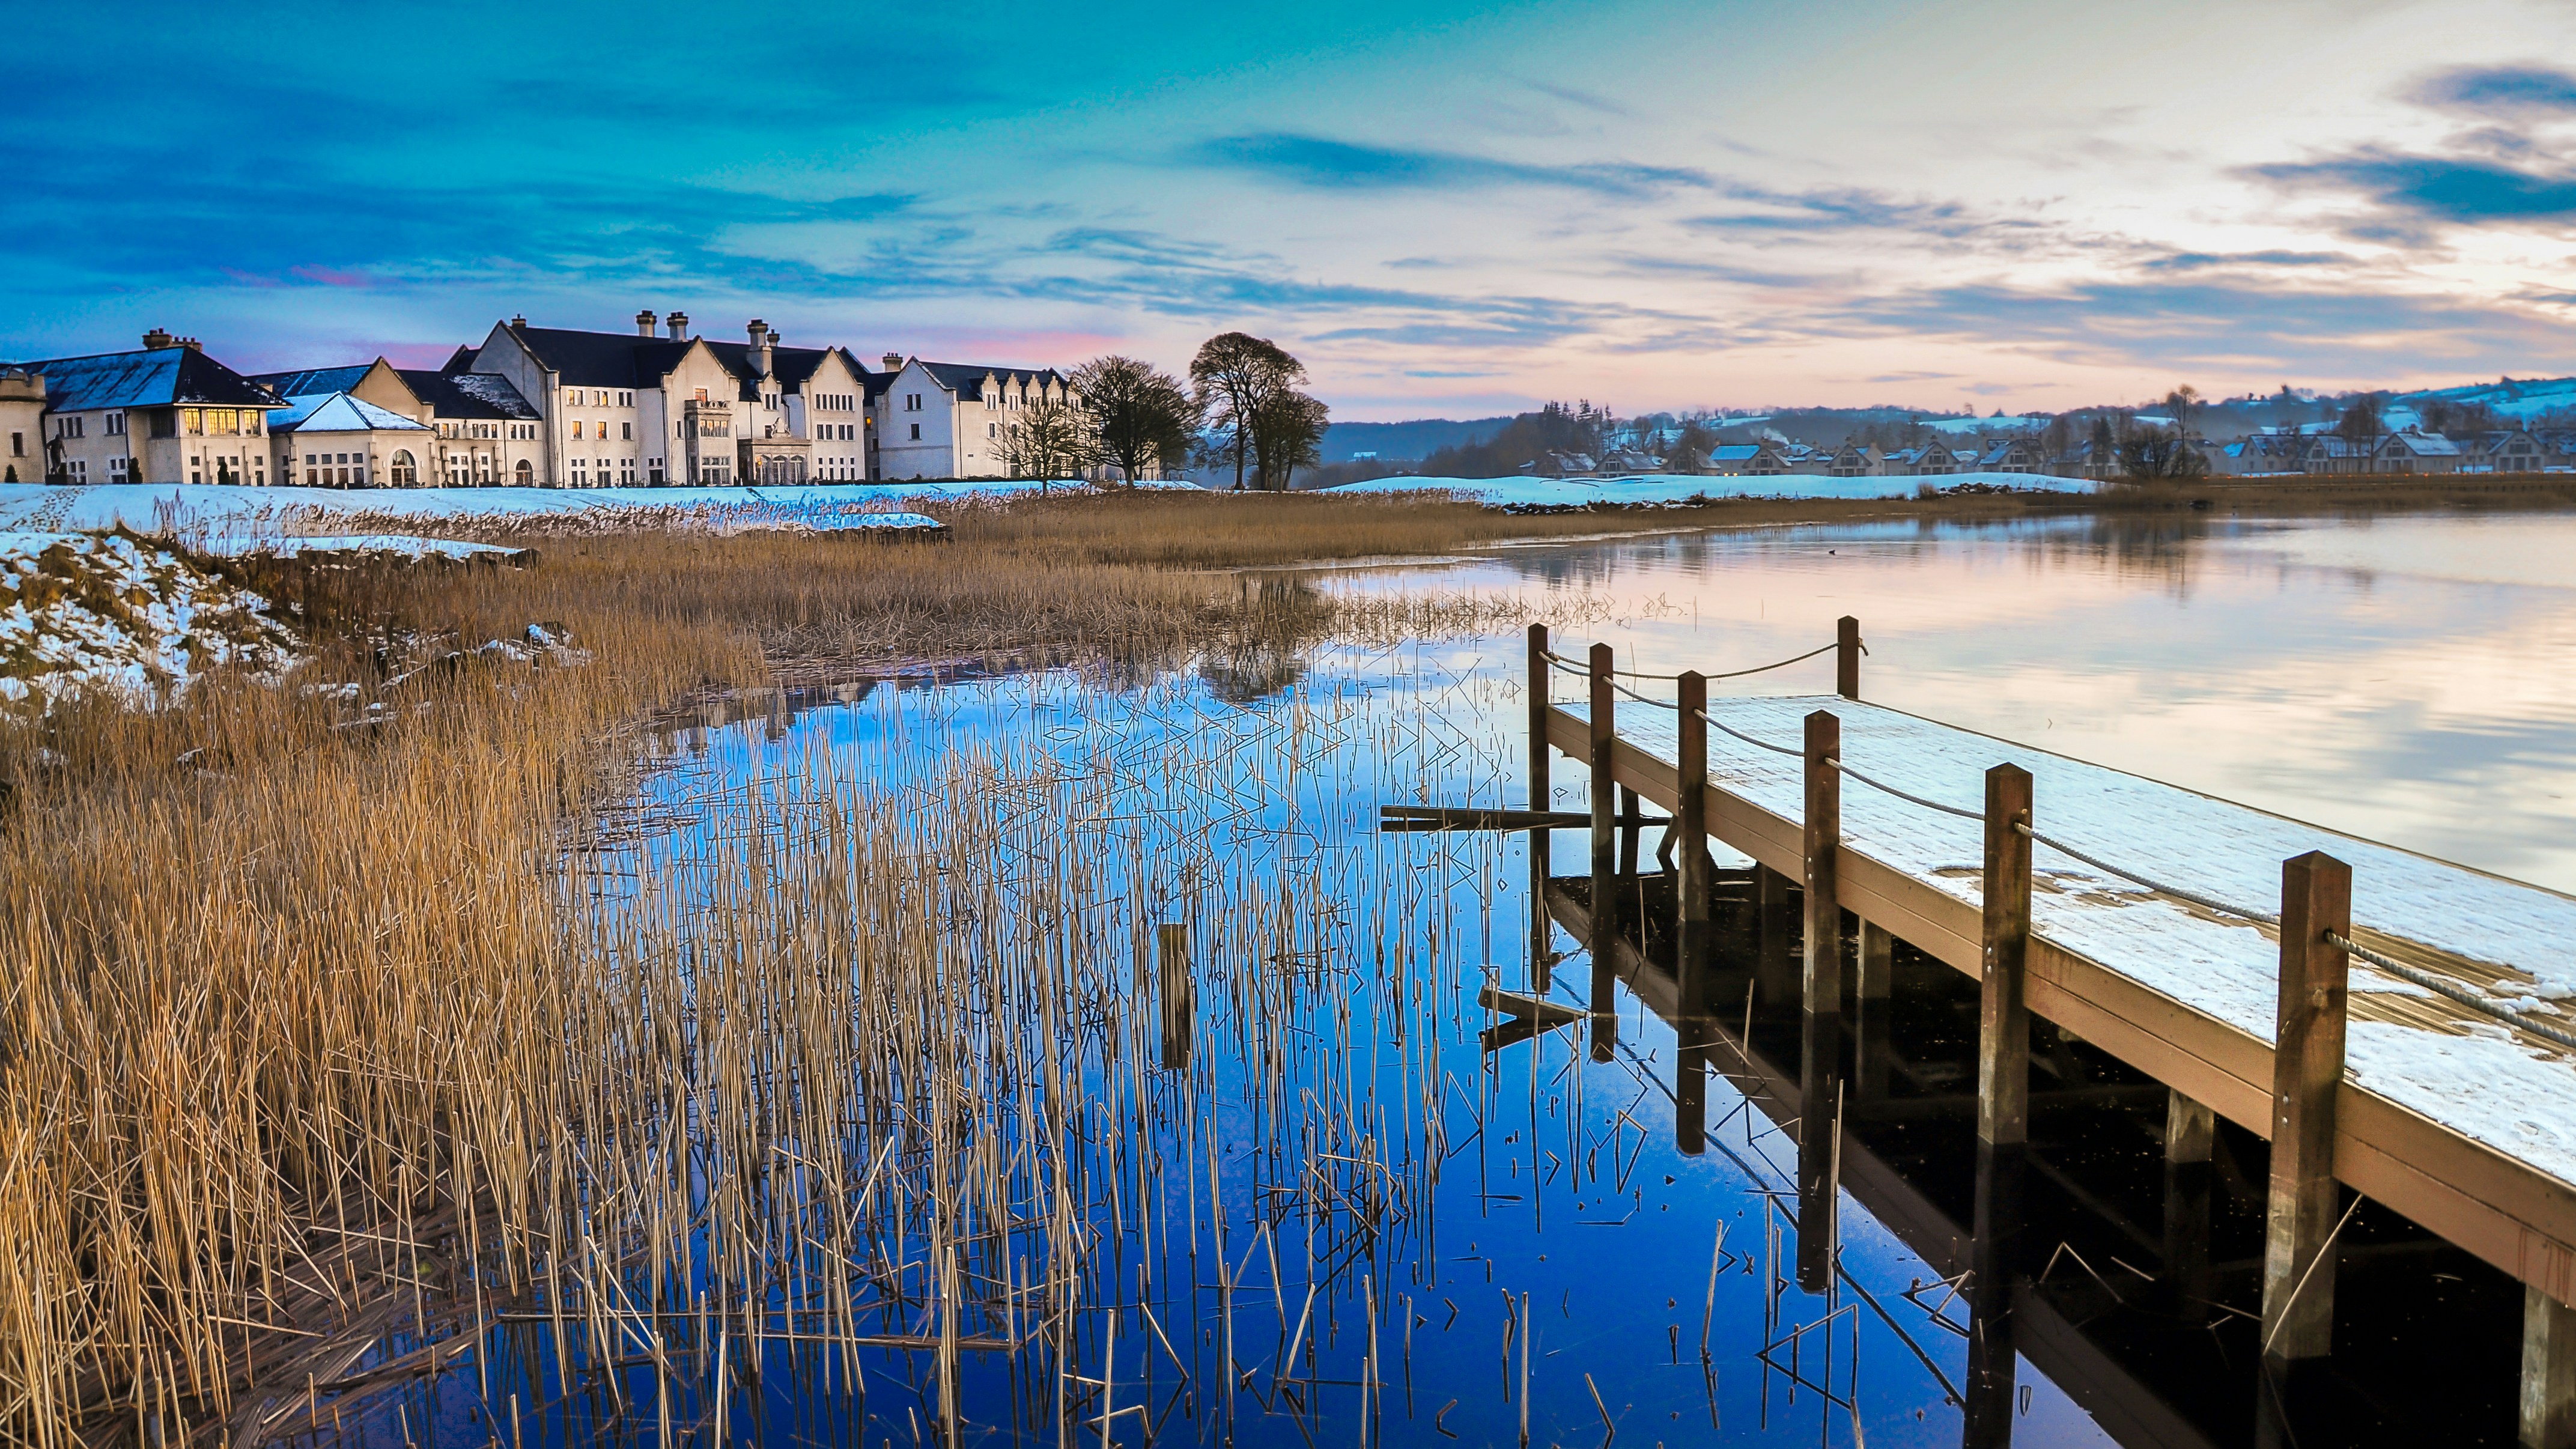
[0,532,297,710]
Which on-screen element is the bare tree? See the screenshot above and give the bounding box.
[998,397,1099,490]
[1069,356,1201,485]
[1189,333,1305,490]
[1249,390,1329,490]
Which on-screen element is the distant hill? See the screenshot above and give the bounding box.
[2392,375,2576,420]
[1320,417,1512,463]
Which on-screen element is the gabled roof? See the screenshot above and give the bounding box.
[254,363,380,398]
[500,323,861,401]
[268,392,430,434]
[398,369,540,421]
[2381,430,2461,457]
[5,345,281,412]
[908,360,1069,401]
[839,349,894,402]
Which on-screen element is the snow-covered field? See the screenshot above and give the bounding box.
[1323,470,2095,506]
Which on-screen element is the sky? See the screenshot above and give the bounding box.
[10,0,2576,420]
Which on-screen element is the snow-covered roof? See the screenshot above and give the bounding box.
[268,392,430,434]
[4,345,281,412]
[398,369,539,421]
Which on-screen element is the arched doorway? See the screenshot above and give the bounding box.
[514,459,533,485]
[390,449,417,486]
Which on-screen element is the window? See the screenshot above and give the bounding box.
[390,449,417,485]
[988,422,997,439]
[7,433,17,457]
[107,412,126,436]
[210,409,236,433]
[573,421,585,440]
[908,423,921,440]
[184,409,202,434]
[515,459,533,484]
[694,388,708,402]
[621,421,631,440]
[150,411,176,439]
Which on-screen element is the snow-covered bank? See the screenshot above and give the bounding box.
[1322,470,2097,506]
[0,480,1072,535]
[0,532,297,708]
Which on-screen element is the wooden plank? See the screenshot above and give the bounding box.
[1529,626,1553,991]
[2527,1285,2576,1448]
[2262,851,2352,1365]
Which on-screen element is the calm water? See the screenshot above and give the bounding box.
[380,510,2569,1449]
[1371,509,2576,892]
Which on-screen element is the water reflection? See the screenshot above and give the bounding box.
[1356,511,2576,891]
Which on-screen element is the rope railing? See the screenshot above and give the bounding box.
[1679,707,2576,1055]
[1542,639,1844,687]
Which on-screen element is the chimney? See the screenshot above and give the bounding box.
[635,309,658,338]
[881,351,904,374]
[179,336,202,351]
[143,327,176,350]
[511,314,527,329]
[747,320,774,378]
[666,311,690,341]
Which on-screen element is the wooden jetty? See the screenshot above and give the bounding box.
[1523,619,2576,1445]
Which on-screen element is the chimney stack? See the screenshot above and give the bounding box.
[511,314,527,329]
[881,351,904,374]
[636,309,658,338]
[666,311,690,341]
[143,328,176,350]
[747,320,774,378]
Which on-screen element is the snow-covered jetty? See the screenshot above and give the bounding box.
[1525,620,2576,1427]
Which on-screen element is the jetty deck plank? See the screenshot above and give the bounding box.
[1549,693,2576,1300]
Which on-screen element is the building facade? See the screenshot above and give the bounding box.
[7,331,284,485]
[872,355,1077,481]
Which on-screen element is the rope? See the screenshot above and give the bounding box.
[1540,639,1840,684]
[1832,758,1984,824]
[1605,676,1679,711]
[1690,708,1803,758]
[2327,931,2576,1054]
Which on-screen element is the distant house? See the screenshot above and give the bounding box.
[2297,435,2375,475]
[5,330,283,485]
[1975,436,2043,474]
[2374,428,2461,475]
[2462,429,2547,474]
[2208,433,2304,477]
[1827,443,1877,478]
[1707,441,1787,476]
[1779,443,1834,476]
[874,354,1079,481]
[1597,445,1659,473]
[257,358,546,486]
[1879,443,1964,476]
[265,393,434,487]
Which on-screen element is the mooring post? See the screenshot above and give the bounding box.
[1529,624,1552,991]
[1797,709,1844,1292]
[2166,1090,2216,1324]
[1618,785,1642,879]
[2261,850,2352,1370]
[2526,1287,2576,1448]
[1588,643,1618,1060]
[1835,615,1861,701]
[1158,922,1194,1071]
[1676,672,1711,1018]
[1964,763,2033,1448]
[1856,921,1893,1099]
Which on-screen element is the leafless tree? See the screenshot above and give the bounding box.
[1189,333,1305,490]
[998,398,1100,490]
[1069,356,1200,485]
[1250,390,1329,490]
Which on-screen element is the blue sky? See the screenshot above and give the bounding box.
[10,0,2576,418]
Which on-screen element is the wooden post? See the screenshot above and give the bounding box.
[1675,672,1710,1018]
[2261,850,2351,1368]
[1158,923,1194,1071]
[1618,785,1641,879]
[1675,1039,1707,1157]
[1529,625,1552,991]
[1963,764,2032,1447]
[1797,710,1843,1290]
[1835,615,1861,701]
[1978,765,2034,1149]
[2526,1287,2576,1448]
[1588,643,1617,1060]
[1856,922,1893,1099]
[1756,866,1796,1012]
[2166,1090,2216,1325]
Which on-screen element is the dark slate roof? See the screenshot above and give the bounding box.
[912,360,1068,401]
[839,350,893,402]
[5,345,281,412]
[439,344,478,374]
[254,363,379,398]
[398,369,541,421]
[504,325,694,389]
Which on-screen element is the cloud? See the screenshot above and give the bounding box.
[1683,183,2025,243]
[2248,149,2576,225]
[2411,65,2576,117]
[1188,133,1712,197]
[2141,249,2349,271]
